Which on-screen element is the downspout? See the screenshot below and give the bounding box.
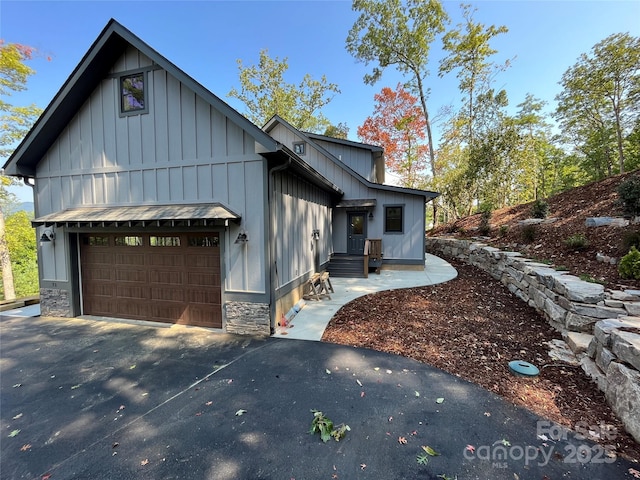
[268,156,292,333]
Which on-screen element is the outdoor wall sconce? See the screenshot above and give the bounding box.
[40,229,55,245]
[234,231,248,244]
[368,211,374,220]
[312,229,320,240]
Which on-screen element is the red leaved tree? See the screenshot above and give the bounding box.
[358,84,429,188]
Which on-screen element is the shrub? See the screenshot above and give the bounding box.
[478,209,492,236]
[499,225,509,237]
[621,230,640,253]
[564,233,589,250]
[617,176,640,217]
[531,199,549,219]
[521,224,537,243]
[619,246,640,279]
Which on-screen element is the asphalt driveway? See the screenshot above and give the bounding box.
[0,314,636,479]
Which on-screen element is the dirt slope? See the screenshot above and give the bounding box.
[429,170,640,290]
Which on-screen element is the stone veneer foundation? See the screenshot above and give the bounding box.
[426,237,640,443]
[225,301,271,336]
[39,288,71,317]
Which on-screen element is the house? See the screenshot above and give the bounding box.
[3,19,438,335]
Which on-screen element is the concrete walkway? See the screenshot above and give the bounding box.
[273,253,457,341]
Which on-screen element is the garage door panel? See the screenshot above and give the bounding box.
[116,284,147,299]
[150,287,185,302]
[116,269,148,283]
[84,284,115,297]
[186,252,220,268]
[84,268,113,281]
[114,253,145,265]
[149,270,183,285]
[185,287,220,304]
[81,233,222,328]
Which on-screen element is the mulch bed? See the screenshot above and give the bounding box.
[322,258,640,462]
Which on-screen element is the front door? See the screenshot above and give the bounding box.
[347,212,367,255]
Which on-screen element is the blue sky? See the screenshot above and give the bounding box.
[2,0,639,201]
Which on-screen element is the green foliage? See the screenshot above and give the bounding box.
[478,208,492,236]
[498,225,509,237]
[228,49,340,133]
[1,210,38,298]
[619,247,640,280]
[530,199,549,219]
[564,233,589,250]
[555,33,640,176]
[622,230,640,253]
[617,175,640,217]
[520,224,537,243]
[309,410,350,443]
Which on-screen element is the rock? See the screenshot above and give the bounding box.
[585,217,629,227]
[595,346,616,372]
[544,298,567,324]
[604,299,624,309]
[580,357,607,392]
[565,312,599,332]
[553,275,605,304]
[624,290,640,298]
[546,339,580,365]
[518,218,544,225]
[605,362,640,443]
[594,317,640,347]
[609,290,639,302]
[624,302,640,316]
[563,331,594,355]
[611,330,640,371]
[573,303,626,319]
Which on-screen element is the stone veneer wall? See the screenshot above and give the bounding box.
[225,301,271,336]
[39,288,71,317]
[426,237,640,442]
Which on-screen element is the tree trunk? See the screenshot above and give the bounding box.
[414,73,439,227]
[0,209,16,301]
[613,102,625,173]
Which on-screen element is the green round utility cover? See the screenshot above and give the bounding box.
[508,360,540,377]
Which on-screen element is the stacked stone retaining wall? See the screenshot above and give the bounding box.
[426,237,640,443]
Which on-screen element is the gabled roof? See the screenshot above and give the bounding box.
[303,131,383,153]
[263,115,439,200]
[3,18,279,178]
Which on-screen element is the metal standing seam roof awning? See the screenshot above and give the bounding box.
[31,203,241,227]
[335,199,377,208]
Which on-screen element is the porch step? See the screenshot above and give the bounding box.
[327,255,366,278]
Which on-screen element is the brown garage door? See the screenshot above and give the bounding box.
[80,232,222,328]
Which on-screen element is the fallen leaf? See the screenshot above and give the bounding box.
[140,458,149,466]
[360,463,367,470]
[70,384,81,390]
[235,409,247,416]
[411,430,418,436]
[360,391,365,398]
[129,365,136,370]
[13,384,22,388]
[386,369,392,374]
[629,468,640,479]
[12,413,23,420]
[325,369,332,375]
[435,398,444,404]
[422,445,440,456]
[374,367,380,371]
[484,412,491,417]
[112,442,119,449]
[500,439,511,447]
[466,444,476,453]
[356,379,362,387]
[537,434,548,441]
[398,436,407,444]
[20,444,31,451]
[8,429,20,437]
[227,379,233,384]
[205,401,213,406]
[415,391,420,397]
[42,474,51,480]
[195,412,202,416]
